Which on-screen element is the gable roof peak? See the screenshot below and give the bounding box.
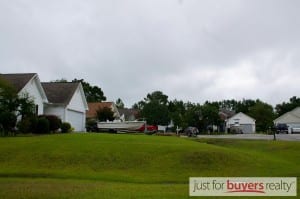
[42,82,80,105]
[0,73,37,92]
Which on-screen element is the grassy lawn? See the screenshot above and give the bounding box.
[0,133,299,198]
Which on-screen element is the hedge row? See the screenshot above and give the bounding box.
[17,115,72,134]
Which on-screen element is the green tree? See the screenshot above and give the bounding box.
[116,98,125,109]
[17,93,35,118]
[0,77,36,135]
[144,91,168,105]
[236,99,256,114]
[168,100,186,128]
[142,101,169,125]
[97,107,114,122]
[0,77,18,112]
[248,100,275,132]
[219,99,238,111]
[0,112,17,136]
[182,102,202,129]
[275,96,300,116]
[138,91,170,125]
[72,79,106,102]
[0,77,18,135]
[52,78,68,83]
[132,101,145,110]
[199,102,221,131]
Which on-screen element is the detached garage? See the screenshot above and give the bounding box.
[274,107,300,134]
[67,110,85,132]
[226,112,256,134]
[42,82,88,132]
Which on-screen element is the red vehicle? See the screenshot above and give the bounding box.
[137,124,158,133]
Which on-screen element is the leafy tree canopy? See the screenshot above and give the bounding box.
[116,98,125,109]
[0,77,35,135]
[0,77,18,112]
[248,100,275,132]
[275,96,300,116]
[136,91,170,125]
[144,91,168,105]
[72,79,107,102]
[97,107,114,122]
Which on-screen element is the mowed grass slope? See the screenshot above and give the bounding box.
[0,133,299,199]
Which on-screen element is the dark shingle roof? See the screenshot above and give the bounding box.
[0,73,36,92]
[42,82,79,105]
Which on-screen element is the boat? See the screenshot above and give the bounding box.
[97,120,146,131]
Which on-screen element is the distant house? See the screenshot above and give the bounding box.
[118,108,140,121]
[86,102,120,120]
[0,73,48,115]
[219,109,236,121]
[274,107,300,133]
[226,112,256,133]
[219,109,236,132]
[42,82,88,132]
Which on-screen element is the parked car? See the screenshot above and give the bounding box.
[291,127,300,134]
[229,126,243,134]
[184,127,199,137]
[276,123,288,134]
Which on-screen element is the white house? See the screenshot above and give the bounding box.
[0,73,48,115]
[226,112,256,133]
[273,107,300,133]
[42,82,88,132]
[1,73,88,132]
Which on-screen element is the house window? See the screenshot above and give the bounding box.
[35,105,39,115]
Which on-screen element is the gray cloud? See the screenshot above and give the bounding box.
[1,0,299,107]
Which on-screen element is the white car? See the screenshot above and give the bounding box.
[291,127,300,134]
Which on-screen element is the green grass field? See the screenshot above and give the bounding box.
[0,133,299,198]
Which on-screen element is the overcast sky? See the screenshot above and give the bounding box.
[1,0,299,107]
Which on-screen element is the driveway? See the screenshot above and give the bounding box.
[197,133,300,141]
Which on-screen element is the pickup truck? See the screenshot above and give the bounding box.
[276,123,288,134]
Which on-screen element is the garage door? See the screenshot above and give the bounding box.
[67,110,84,132]
[240,124,254,134]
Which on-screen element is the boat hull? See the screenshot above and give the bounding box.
[97,121,145,131]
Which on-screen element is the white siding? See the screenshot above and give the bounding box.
[66,110,85,132]
[45,104,86,131]
[44,105,65,120]
[66,86,87,132]
[274,107,300,125]
[274,113,300,125]
[226,112,256,133]
[68,87,86,112]
[273,107,300,134]
[19,76,46,115]
[227,113,255,125]
[44,84,87,132]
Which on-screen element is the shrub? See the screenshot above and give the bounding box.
[61,122,71,133]
[17,116,38,134]
[0,111,17,136]
[35,117,50,134]
[96,107,114,122]
[39,115,62,132]
[86,119,98,132]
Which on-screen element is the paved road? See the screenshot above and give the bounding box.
[197,133,300,141]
